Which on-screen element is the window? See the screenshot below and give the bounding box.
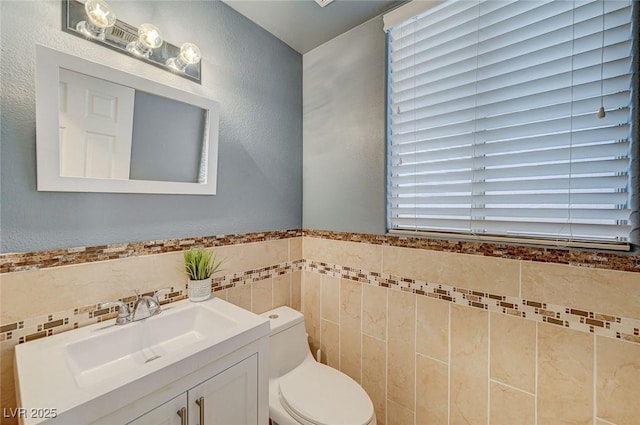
[385,0,636,247]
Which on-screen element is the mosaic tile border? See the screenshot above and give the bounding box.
[0,260,305,346]
[2,257,638,351]
[0,229,302,273]
[303,259,640,345]
[1,229,638,274]
[303,229,640,273]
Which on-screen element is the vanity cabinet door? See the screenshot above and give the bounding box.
[127,393,188,425]
[188,354,258,425]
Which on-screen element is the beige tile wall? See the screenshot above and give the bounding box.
[0,238,303,425]
[1,238,298,324]
[301,236,640,425]
[2,234,639,425]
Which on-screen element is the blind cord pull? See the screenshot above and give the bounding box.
[598,0,606,119]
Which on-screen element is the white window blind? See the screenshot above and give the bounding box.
[387,0,635,245]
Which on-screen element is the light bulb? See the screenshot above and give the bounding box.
[126,23,163,58]
[166,42,202,72]
[76,0,116,41]
[138,23,163,49]
[179,43,202,65]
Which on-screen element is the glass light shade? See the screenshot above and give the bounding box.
[166,42,202,72]
[126,23,163,58]
[179,43,202,65]
[85,0,116,28]
[76,0,116,41]
[138,23,163,49]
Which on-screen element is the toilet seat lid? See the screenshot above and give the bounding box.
[278,360,374,425]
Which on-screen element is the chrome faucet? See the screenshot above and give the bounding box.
[100,288,171,325]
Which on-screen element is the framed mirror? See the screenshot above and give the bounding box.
[35,45,219,195]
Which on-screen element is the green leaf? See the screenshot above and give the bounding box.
[183,248,224,280]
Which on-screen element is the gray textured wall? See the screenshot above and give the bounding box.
[0,1,302,253]
[301,13,640,248]
[302,17,386,235]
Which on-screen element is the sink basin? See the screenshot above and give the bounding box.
[65,301,237,387]
[14,297,270,425]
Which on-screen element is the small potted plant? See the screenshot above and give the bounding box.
[183,248,223,302]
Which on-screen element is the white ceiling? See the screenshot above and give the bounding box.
[222,0,403,54]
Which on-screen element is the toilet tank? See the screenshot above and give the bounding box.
[262,306,311,379]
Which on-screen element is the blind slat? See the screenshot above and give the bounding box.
[391,207,631,223]
[392,92,631,135]
[391,158,630,185]
[391,176,629,195]
[390,218,630,240]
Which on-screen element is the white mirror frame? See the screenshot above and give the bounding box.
[35,45,219,195]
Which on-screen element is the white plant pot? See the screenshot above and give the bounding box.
[188,277,212,302]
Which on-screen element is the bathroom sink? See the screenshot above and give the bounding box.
[14,297,270,425]
[65,301,237,387]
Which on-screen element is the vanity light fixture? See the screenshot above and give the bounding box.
[75,0,116,41]
[166,42,202,72]
[63,0,202,83]
[126,23,163,58]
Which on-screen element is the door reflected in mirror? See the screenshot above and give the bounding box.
[58,68,208,184]
[36,45,219,195]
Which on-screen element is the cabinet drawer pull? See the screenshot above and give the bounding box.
[195,397,205,425]
[177,407,187,425]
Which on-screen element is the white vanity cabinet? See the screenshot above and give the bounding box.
[187,354,258,425]
[127,394,186,425]
[15,298,270,425]
[127,354,258,425]
[89,342,267,425]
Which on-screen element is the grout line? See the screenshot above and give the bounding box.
[385,284,390,425]
[416,351,448,366]
[414,293,418,425]
[338,276,341,371]
[319,274,323,364]
[362,332,386,342]
[448,302,451,425]
[535,321,539,425]
[360,277,364,384]
[518,260,523,299]
[270,277,274,311]
[593,334,597,425]
[489,379,537,398]
[322,317,340,326]
[250,275,254,312]
[487,311,491,425]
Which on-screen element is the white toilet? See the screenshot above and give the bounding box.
[262,306,376,425]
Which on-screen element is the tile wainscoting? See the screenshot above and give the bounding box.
[1,230,639,425]
[300,235,640,425]
[0,232,303,425]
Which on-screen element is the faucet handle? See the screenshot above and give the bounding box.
[149,287,172,314]
[154,287,172,301]
[99,301,132,325]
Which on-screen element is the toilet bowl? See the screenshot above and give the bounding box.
[262,306,376,425]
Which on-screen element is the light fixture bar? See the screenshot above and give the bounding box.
[62,0,201,84]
